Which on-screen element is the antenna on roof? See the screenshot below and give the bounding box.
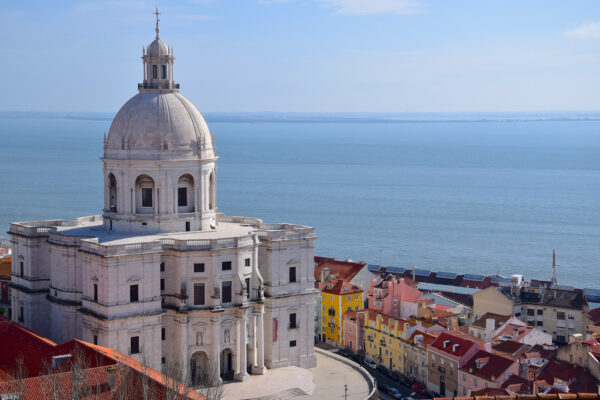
[412,264,415,281]
[551,249,557,286]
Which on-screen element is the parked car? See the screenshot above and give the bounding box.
[363,359,377,369]
[351,354,362,363]
[401,397,415,400]
[375,365,388,375]
[337,349,350,358]
[388,387,403,399]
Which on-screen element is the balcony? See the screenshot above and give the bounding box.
[380,339,387,347]
[367,336,374,342]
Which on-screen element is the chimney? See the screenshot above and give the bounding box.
[486,318,495,332]
[51,354,72,370]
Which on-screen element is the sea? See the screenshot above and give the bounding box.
[0,111,599,289]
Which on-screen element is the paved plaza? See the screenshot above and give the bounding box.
[221,350,373,400]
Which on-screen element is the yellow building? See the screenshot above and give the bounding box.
[320,279,363,346]
[364,311,412,374]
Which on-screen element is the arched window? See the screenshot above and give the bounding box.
[161,65,166,79]
[177,174,194,213]
[152,65,157,79]
[209,171,215,210]
[135,174,155,214]
[108,173,117,212]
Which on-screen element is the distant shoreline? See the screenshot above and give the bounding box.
[2,111,600,124]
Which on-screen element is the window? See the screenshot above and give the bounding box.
[160,262,165,272]
[355,306,359,311]
[527,309,535,316]
[557,311,566,320]
[162,357,165,364]
[289,313,297,329]
[355,295,359,300]
[160,278,165,291]
[161,65,166,79]
[568,312,575,320]
[93,335,98,345]
[141,188,153,207]
[245,277,250,298]
[290,340,297,347]
[537,321,543,326]
[130,336,140,354]
[289,267,296,283]
[222,261,232,271]
[349,326,353,333]
[245,258,251,267]
[537,309,543,315]
[347,306,352,312]
[222,281,232,303]
[152,65,157,79]
[474,377,478,387]
[194,263,204,273]
[93,283,98,302]
[463,372,466,381]
[19,261,23,277]
[130,285,139,302]
[185,221,190,232]
[18,306,23,323]
[347,296,351,301]
[556,335,566,343]
[178,187,187,207]
[194,283,205,305]
[161,328,166,341]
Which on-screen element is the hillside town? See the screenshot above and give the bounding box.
[314,256,600,399]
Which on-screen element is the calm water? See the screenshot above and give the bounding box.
[0,116,599,288]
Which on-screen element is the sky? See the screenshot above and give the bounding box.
[1,0,600,113]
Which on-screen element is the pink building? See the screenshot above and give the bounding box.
[343,310,365,353]
[368,276,422,318]
[458,350,519,396]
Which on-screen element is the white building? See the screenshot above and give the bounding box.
[9,19,317,383]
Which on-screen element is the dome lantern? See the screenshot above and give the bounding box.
[140,8,178,91]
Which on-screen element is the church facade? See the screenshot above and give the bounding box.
[9,19,317,382]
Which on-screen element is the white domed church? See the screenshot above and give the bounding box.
[9,17,317,382]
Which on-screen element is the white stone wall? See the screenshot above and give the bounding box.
[102,159,217,233]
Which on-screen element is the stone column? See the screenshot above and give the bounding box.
[235,316,249,381]
[131,187,135,214]
[194,184,198,213]
[252,307,266,375]
[212,321,222,384]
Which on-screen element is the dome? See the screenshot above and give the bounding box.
[104,91,214,160]
[147,38,169,57]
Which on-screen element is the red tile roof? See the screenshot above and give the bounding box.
[501,374,531,394]
[586,308,600,326]
[321,279,362,296]
[582,337,600,357]
[315,258,366,283]
[492,340,526,356]
[429,331,479,358]
[460,350,516,381]
[471,313,512,329]
[0,316,205,400]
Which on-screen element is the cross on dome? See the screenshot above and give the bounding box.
[154,7,161,39]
